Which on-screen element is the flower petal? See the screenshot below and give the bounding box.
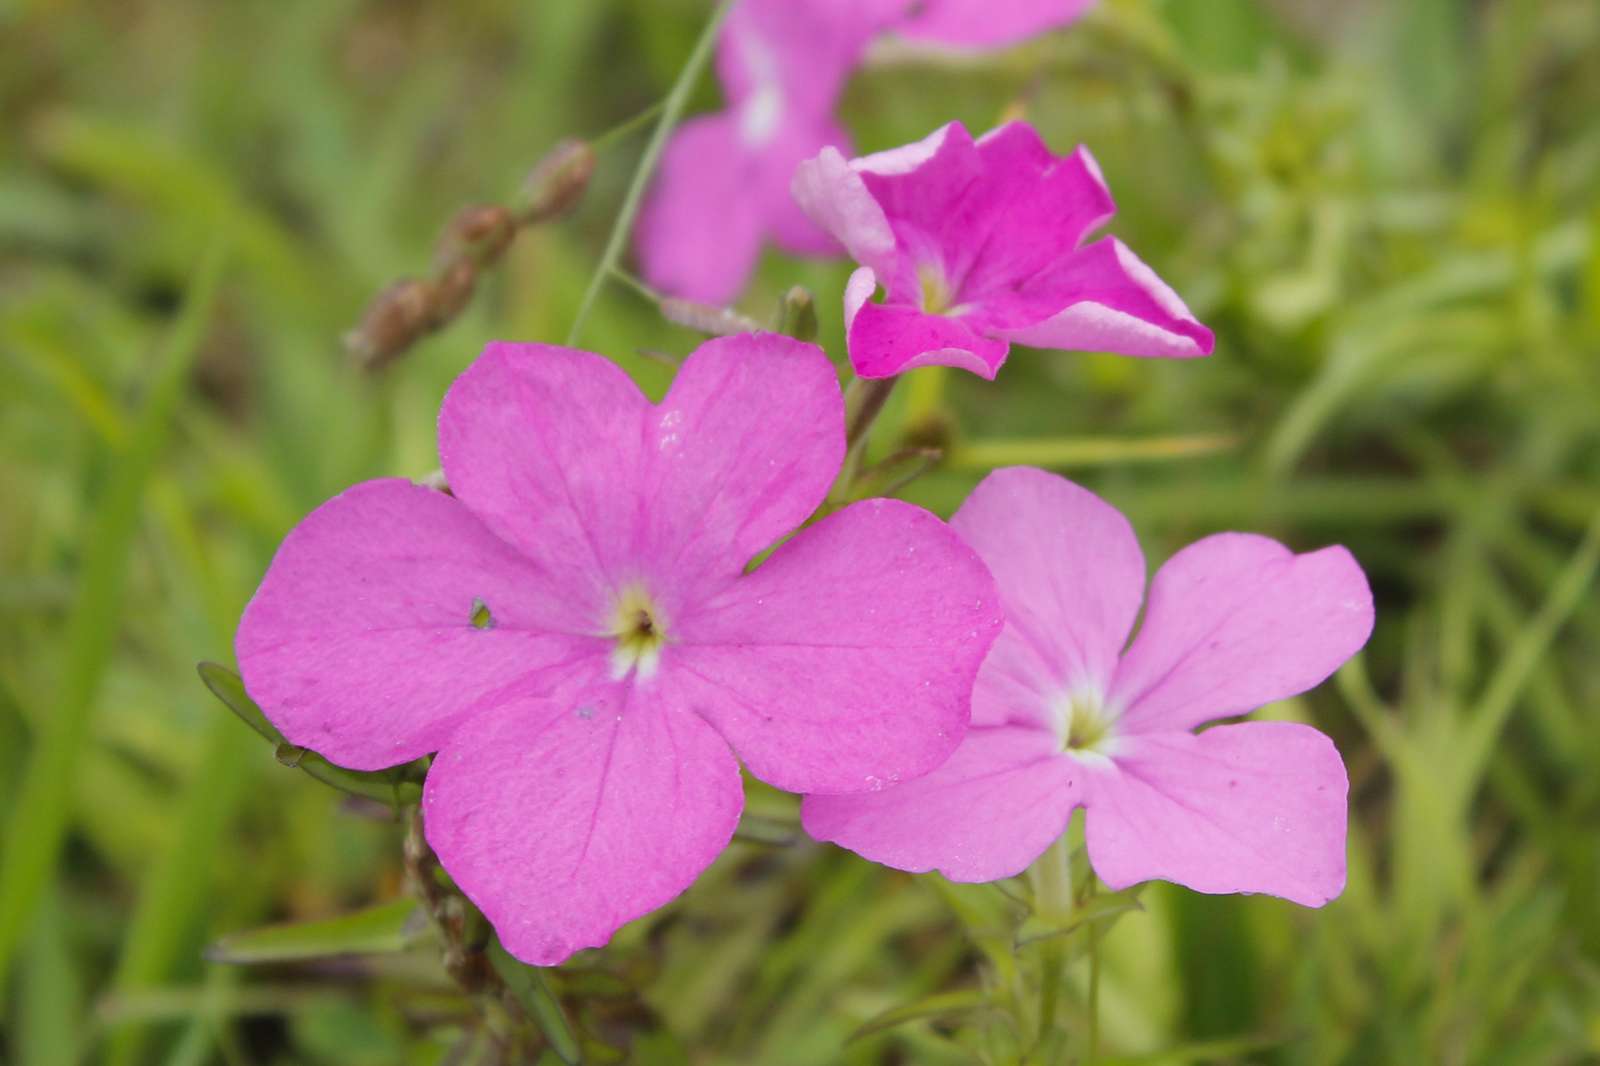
[636,115,768,304]
[847,299,1010,379]
[438,342,650,610]
[953,468,1145,706]
[1085,722,1348,906]
[892,0,1096,49]
[802,725,1076,882]
[423,684,744,966]
[791,145,898,279]
[236,479,605,770]
[985,238,1215,358]
[671,498,1003,794]
[1109,534,1374,734]
[643,333,845,597]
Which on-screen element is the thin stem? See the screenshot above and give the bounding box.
[1027,836,1073,1050]
[1086,876,1101,1064]
[831,376,899,503]
[589,99,666,154]
[565,0,735,347]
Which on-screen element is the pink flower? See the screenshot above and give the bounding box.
[803,467,1373,906]
[792,121,1215,380]
[637,0,902,303]
[891,0,1097,49]
[236,335,1001,964]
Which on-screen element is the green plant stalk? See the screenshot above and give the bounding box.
[1028,836,1073,1046]
[0,244,226,996]
[565,0,735,346]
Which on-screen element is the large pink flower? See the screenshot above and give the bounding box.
[236,335,1001,963]
[637,0,902,303]
[891,0,1096,49]
[792,121,1215,380]
[803,467,1373,906]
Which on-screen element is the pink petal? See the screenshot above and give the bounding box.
[985,238,1215,358]
[671,498,1003,794]
[424,686,744,965]
[893,0,1096,48]
[957,136,1115,298]
[643,333,845,598]
[791,145,898,279]
[802,725,1076,882]
[1085,722,1348,906]
[636,115,768,304]
[952,468,1145,704]
[1110,534,1374,735]
[847,299,1010,379]
[717,0,893,119]
[438,342,649,605]
[236,480,605,770]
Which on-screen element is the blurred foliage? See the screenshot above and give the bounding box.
[2,0,1599,1063]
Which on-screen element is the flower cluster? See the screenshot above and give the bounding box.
[638,0,1098,303]
[235,10,1374,972]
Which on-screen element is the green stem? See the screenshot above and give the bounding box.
[831,376,898,503]
[565,0,735,347]
[1086,876,1101,1064]
[588,99,666,154]
[1027,836,1073,1049]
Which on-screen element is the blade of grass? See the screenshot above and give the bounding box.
[0,243,227,995]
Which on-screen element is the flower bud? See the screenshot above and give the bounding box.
[517,138,595,223]
[437,203,516,266]
[344,277,435,370]
[428,257,478,326]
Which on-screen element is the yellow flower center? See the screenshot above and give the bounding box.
[608,584,667,681]
[918,263,954,316]
[1054,689,1114,757]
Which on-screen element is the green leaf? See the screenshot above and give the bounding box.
[489,939,584,1065]
[197,661,425,807]
[848,988,993,1043]
[1015,885,1146,947]
[205,898,425,965]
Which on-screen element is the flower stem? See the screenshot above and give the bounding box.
[565,0,735,347]
[1027,835,1073,1048]
[1086,876,1101,1063]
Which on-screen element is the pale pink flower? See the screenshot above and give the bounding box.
[792,121,1215,379]
[804,467,1372,906]
[637,0,902,303]
[237,335,1001,963]
[891,0,1097,49]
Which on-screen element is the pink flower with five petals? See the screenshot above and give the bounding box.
[792,121,1216,380]
[803,467,1373,906]
[637,0,903,303]
[237,335,1001,964]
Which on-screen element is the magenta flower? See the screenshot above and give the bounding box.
[891,0,1096,49]
[637,0,902,303]
[804,467,1373,905]
[236,335,1001,963]
[792,121,1215,380]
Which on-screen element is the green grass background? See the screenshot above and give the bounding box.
[2,0,1599,1062]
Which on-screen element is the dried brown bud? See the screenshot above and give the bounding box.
[428,257,478,326]
[436,203,516,266]
[344,277,435,370]
[517,138,596,223]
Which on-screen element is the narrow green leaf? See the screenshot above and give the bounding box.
[489,940,584,1065]
[949,433,1237,470]
[1015,885,1146,947]
[0,244,227,996]
[205,898,424,965]
[197,660,285,744]
[848,988,993,1043]
[197,661,424,807]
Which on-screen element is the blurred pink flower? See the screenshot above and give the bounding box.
[892,0,1096,49]
[804,467,1372,906]
[236,335,1001,964]
[637,0,901,303]
[792,121,1214,379]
